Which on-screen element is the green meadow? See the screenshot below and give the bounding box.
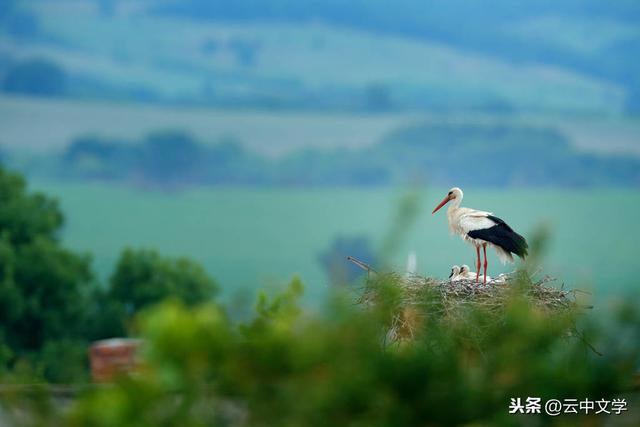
[33,181,640,304]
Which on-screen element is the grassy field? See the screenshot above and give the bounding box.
[2,96,640,158]
[32,181,640,306]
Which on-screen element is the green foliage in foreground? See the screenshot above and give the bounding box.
[0,167,219,382]
[1,166,638,425]
[87,248,220,339]
[40,276,637,426]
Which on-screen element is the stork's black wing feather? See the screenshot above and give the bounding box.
[467,215,528,258]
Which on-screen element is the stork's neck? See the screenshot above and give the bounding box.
[448,196,462,211]
[446,197,462,228]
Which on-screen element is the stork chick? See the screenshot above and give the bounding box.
[448,265,461,281]
[459,264,491,282]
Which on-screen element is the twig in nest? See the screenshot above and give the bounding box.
[347,256,377,274]
[358,271,587,348]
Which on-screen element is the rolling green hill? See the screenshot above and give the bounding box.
[0,0,634,113]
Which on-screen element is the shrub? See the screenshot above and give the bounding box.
[64,275,640,426]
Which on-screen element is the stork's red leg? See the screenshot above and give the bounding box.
[475,246,481,283]
[483,244,488,284]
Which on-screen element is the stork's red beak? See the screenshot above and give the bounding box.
[432,194,451,214]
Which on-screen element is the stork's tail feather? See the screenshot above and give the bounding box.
[511,231,528,259]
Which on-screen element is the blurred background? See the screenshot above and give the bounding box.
[0,0,639,304]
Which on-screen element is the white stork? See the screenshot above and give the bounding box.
[432,187,528,284]
[459,264,494,282]
[459,264,480,281]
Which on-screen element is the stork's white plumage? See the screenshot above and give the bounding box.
[432,187,528,284]
[459,264,491,282]
[448,265,461,281]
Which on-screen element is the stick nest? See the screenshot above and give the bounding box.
[356,271,587,346]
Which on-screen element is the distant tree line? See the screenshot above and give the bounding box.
[2,58,67,97]
[0,57,160,103]
[58,130,267,188]
[0,56,398,112]
[17,124,640,189]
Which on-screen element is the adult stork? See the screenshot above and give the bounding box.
[432,187,528,284]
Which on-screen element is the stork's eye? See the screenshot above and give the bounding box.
[448,191,452,196]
